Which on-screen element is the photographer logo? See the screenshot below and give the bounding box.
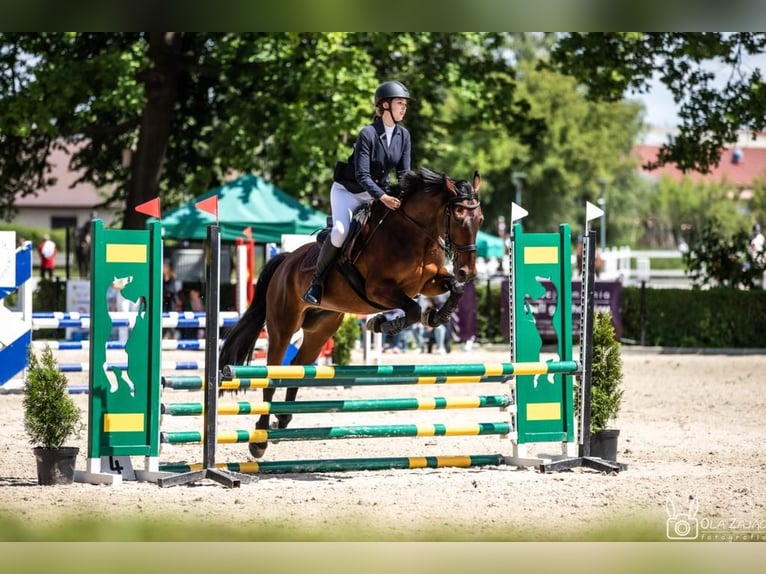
[665,497,699,540]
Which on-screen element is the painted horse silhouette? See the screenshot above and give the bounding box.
[220,167,484,458]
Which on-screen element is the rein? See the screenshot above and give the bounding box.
[351,181,480,265]
[396,193,481,262]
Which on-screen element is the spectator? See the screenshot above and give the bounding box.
[37,233,57,280]
[179,284,204,340]
[419,297,448,354]
[162,258,182,339]
[749,223,765,264]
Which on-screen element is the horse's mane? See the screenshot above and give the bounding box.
[400,167,444,194]
[398,167,475,203]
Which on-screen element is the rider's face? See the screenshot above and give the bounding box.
[388,98,408,122]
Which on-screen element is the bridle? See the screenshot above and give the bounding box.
[395,185,481,264]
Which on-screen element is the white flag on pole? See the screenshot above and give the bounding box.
[586,201,604,222]
[511,203,529,223]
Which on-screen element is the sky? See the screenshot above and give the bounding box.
[636,51,766,129]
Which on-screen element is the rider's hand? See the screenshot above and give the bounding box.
[381,195,401,210]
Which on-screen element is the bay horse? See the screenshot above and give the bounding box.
[219,167,483,458]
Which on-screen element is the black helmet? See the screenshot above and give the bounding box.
[374,81,411,105]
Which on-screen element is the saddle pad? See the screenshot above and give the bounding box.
[300,243,320,272]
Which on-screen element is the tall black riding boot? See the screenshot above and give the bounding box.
[302,242,340,305]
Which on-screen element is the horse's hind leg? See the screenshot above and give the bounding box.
[250,388,275,459]
[249,331,291,458]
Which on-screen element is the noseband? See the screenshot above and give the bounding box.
[443,193,481,260]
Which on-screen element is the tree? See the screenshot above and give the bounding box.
[683,216,764,289]
[0,32,538,229]
[548,33,766,174]
[439,34,646,238]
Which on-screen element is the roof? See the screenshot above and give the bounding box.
[634,144,766,187]
[15,147,111,208]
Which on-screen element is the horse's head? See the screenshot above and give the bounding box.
[443,171,483,283]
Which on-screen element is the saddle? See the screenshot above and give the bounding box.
[300,203,390,310]
[301,204,372,272]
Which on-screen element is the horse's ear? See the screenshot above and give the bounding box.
[443,173,458,197]
[473,171,481,194]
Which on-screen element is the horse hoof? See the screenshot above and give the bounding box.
[249,442,268,459]
[380,317,405,335]
[366,315,384,332]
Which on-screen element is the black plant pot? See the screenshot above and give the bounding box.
[589,429,620,461]
[33,447,79,485]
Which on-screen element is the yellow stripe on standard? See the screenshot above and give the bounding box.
[524,245,559,265]
[105,243,147,264]
[103,413,144,433]
[526,402,561,421]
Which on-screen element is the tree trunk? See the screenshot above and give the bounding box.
[123,32,182,230]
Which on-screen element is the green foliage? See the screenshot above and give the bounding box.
[0,222,68,250]
[682,216,764,289]
[621,287,766,348]
[588,312,624,433]
[1,32,650,239]
[549,33,766,174]
[23,346,83,449]
[331,315,361,366]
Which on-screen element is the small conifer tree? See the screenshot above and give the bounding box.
[23,346,83,449]
[588,312,624,433]
[331,315,361,365]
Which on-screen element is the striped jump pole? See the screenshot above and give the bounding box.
[162,373,511,390]
[161,394,514,416]
[162,421,513,445]
[160,454,505,475]
[221,361,579,380]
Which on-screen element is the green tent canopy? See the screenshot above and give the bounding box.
[476,230,507,259]
[161,174,328,243]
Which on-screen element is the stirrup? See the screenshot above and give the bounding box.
[302,283,323,306]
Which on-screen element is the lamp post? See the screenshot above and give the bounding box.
[597,178,607,250]
[512,171,526,207]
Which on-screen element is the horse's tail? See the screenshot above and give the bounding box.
[219,253,287,369]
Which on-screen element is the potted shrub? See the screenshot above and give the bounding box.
[584,311,624,460]
[23,345,83,485]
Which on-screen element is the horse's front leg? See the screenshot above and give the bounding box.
[366,294,422,335]
[422,276,465,328]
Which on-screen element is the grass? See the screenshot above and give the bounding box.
[0,510,663,542]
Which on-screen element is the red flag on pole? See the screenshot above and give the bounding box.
[243,226,253,241]
[195,195,218,218]
[135,197,161,219]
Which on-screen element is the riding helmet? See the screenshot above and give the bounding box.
[374,81,412,105]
